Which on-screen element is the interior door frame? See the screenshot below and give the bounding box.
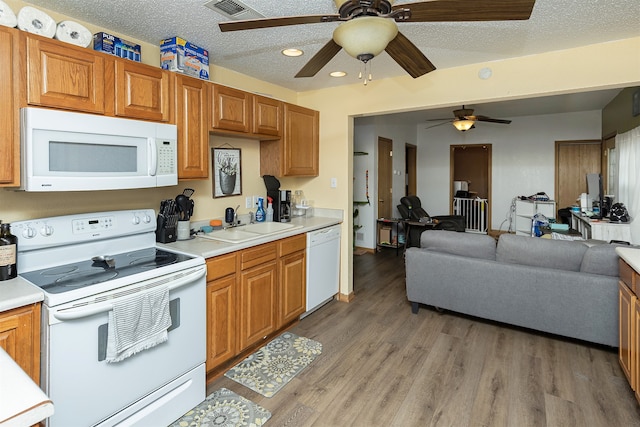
[449,144,492,231]
[405,143,417,196]
[377,137,393,219]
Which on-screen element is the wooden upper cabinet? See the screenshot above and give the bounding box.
[175,74,209,179]
[253,95,282,137]
[26,34,105,114]
[0,26,19,186]
[112,59,172,122]
[211,84,252,133]
[260,103,319,177]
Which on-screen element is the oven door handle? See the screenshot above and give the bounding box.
[52,265,206,321]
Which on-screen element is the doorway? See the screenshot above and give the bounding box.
[377,137,393,219]
[450,144,492,231]
[555,140,602,212]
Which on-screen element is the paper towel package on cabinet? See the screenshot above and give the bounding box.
[0,1,17,28]
[55,21,92,48]
[160,36,209,80]
[17,6,56,37]
[93,31,141,61]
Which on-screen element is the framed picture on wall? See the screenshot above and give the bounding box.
[212,148,242,198]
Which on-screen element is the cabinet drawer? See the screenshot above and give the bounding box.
[278,234,306,257]
[206,253,236,282]
[620,259,638,295]
[240,242,277,270]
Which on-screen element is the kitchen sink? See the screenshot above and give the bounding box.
[198,222,302,243]
[242,222,301,234]
[198,228,263,243]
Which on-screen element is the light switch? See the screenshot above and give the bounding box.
[330,178,337,188]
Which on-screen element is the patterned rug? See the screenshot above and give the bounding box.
[225,332,323,397]
[170,388,271,427]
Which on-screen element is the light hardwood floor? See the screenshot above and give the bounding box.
[206,250,640,426]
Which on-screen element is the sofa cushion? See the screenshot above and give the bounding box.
[580,243,620,277]
[420,230,496,260]
[496,233,587,272]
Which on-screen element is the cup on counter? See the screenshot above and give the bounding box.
[177,220,191,240]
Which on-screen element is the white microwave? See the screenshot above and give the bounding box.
[20,108,178,192]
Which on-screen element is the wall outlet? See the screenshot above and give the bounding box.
[245,197,252,209]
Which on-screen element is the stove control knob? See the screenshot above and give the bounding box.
[132,215,141,225]
[40,224,54,236]
[142,213,152,224]
[22,226,37,239]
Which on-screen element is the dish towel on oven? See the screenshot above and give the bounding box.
[106,286,171,363]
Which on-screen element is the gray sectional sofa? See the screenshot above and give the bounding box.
[405,231,621,347]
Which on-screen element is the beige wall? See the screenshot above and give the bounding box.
[2,0,640,299]
[602,86,640,137]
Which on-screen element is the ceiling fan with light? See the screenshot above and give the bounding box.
[426,106,512,131]
[218,0,537,80]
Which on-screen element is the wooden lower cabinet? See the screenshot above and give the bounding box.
[205,235,307,376]
[0,303,41,384]
[239,260,277,350]
[619,259,640,404]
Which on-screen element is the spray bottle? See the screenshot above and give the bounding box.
[266,197,274,222]
[255,197,266,222]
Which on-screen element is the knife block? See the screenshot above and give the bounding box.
[155,214,177,243]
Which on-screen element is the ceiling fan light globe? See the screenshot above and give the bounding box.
[333,0,395,8]
[333,16,398,60]
[453,119,475,131]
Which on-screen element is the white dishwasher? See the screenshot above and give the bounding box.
[304,224,341,317]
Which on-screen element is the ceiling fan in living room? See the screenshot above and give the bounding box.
[218,0,537,80]
[426,106,513,131]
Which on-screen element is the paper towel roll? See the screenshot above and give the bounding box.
[55,20,91,47]
[17,6,56,38]
[0,1,17,28]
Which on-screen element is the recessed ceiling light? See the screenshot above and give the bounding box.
[330,71,347,77]
[281,48,303,57]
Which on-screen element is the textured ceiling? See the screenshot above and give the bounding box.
[22,0,640,93]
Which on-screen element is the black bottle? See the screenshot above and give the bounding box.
[0,223,17,280]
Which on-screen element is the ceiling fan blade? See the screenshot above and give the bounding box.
[475,115,512,124]
[385,31,436,78]
[295,39,342,78]
[395,0,536,22]
[426,118,454,122]
[219,14,340,32]
[425,121,453,130]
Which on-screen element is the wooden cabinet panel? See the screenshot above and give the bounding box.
[175,74,209,179]
[239,261,277,350]
[26,34,105,114]
[620,280,636,387]
[206,253,236,282]
[635,298,640,403]
[0,303,41,383]
[278,251,306,328]
[253,95,282,137]
[211,85,252,133]
[206,275,236,370]
[0,27,18,186]
[260,103,319,177]
[278,234,306,257]
[240,242,277,271]
[283,103,319,176]
[113,60,171,121]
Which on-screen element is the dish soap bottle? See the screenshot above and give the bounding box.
[0,222,18,281]
[255,197,266,222]
[266,197,274,222]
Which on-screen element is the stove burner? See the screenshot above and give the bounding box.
[45,270,119,291]
[128,248,178,268]
[40,266,79,276]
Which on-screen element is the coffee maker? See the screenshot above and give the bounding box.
[263,175,291,222]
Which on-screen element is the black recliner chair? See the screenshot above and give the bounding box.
[397,196,466,247]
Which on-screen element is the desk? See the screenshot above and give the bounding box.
[571,212,632,243]
[376,218,403,255]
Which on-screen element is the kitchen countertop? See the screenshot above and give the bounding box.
[159,211,343,259]
[0,277,44,314]
[616,246,640,273]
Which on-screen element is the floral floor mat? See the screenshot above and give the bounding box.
[224,332,323,397]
